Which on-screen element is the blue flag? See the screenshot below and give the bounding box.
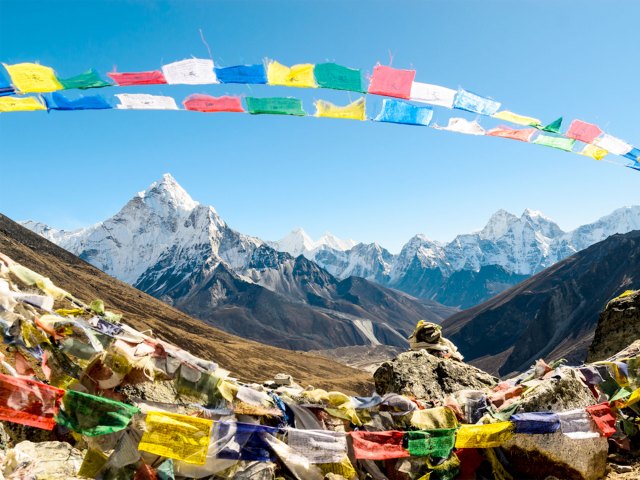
[47,92,111,110]
[374,99,433,126]
[511,412,560,434]
[215,64,267,84]
[217,422,278,462]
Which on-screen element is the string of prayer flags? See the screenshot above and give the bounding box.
[0,95,47,112]
[453,88,501,116]
[55,389,139,436]
[108,70,167,86]
[215,64,267,84]
[409,82,456,108]
[47,92,112,110]
[593,134,633,156]
[374,98,433,126]
[580,144,609,161]
[286,428,348,464]
[566,119,603,144]
[161,59,218,85]
[0,373,64,430]
[454,422,515,449]
[492,110,541,127]
[532,134,576,152]
[183,94,244,113]
[585,403,617,437]
[314,98,366,120]
[313,63,365,92]
[138,411,213,465]
[406,428,457,458]
[486,126,537,142]
[367,65,415,99]
[59,69,111,90]
[216,422,278,462]
[350,431,410,460]
[267,60,317,88]
[436,117,486,135]
[115,93,179,110]
[4,62,63,93]
[245,96,305,116]
[511,412,560,434]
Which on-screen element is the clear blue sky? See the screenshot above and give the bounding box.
[1,0,639,252]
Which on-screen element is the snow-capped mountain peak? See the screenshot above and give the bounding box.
[137,173,199,213]
[316,232,358,252]
[478,209,519,240]
[271,229,358,257]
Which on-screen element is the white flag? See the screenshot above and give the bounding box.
[435,117,486,135]
[161,59,218,85]
[593,133,632,155]
[116,94,179,110]
[410,82,456,108]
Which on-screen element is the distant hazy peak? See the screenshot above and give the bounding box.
[273,228,358,257]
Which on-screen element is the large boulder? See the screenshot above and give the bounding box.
[588,290,640,362]
[1,441,84,479]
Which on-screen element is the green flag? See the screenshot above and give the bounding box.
[532,134,575,152]
[314,63,364,92]
[537,117,563,134]
[406,428,456,458]
[60,69,111,90]
[245,97,306,116]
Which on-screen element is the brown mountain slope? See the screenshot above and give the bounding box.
[0,213,372,394]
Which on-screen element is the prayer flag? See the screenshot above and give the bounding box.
[367,65,415,99]
[410,406,459,430]
[287,428,348,464]
[453,88,501,116]
[314,98,365,120]
[59,69,111,90]
[623,147,640,162]
[623,388,640,407]
[406,428,456,458]
[183,94,244,113]
[48,92,111,110]
[486,126,537,142]
[0,67,14,96]
[410,82,456,108]
[215,64,267,84]
[350,431,410,460]
[0,96,47,112]
[580,144,608,160]
[138,411,213,465]
[245,97,305,116]
[454,422,515,449]
[537,117,563,134]
[4,62,63,93]
[0,373,64,430]
[216,421,278,462]
[116,93,178,110]
[436,117,485,135]
[511,412,560,434]
[263,433,325,480]
[593,134,633,155]
[585,403,616,437]
[108,70,167,86]
[532,134,576,152]
[314,63,364,92]
[56,389,139,436]
[161,59,217,85]
[267,61,317,88]
[492,110,541,127]
[566,119,602,143]
[558,409,600,439]
[374,98,433,126]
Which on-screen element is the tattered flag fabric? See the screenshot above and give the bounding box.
[216,422,278,462]
[406,429,456,458]
[453,88,501,116]
[183,94,244,113]
[313,63,364,92]
[454,422,515,449]
[267,61,317,88]
[161,59,218,85]
[108,70,167,86]
[263,433,325,480]
[48,92,111,110]
[4,62,63,93]
[486,126,537,142]
[116,93,178,110]
[436,117,485,135]
[286,428,348,464]
[558,409,600,439]
[245,97,305,116]
[409,82,456,108]
[367,65,415,99]
[350,431,410,460]
[59,69,111,90]
[56,389,139,436]
[566,119,603,144]
[374,98,433,126]
[532,134,576,152]
[314,98,365,120]
[215,64,267,84]
[585,403,617,437]
[511,412,561,434]
[138,411,213,465]
[492,110,541,127]
[0,373,64,430]
[580,144,609,160]
[0,96,47,112]
[593,134,633,155]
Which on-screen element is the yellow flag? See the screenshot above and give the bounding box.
[315,98,366,120]
[4,63,63,93]
[411,406,459,430]
[138,411,213,465]
[455,421,514,449]
[267,60,317,88]
[0,96,46,112]
[492,110,541,126]
[579,144,608,160]
[623,388,640,407]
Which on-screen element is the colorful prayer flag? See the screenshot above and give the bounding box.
[558,409,600,439]
[267,61,317,88]
[313,63,364,92]
[0,373,64,430]
[410,406,459,430]
[245,97,305,116]
[532,134,576,152]
[350,431,410,460]
[406,428,456,458]
[436,117,485,135]
[215,64,267,84]
[566,119,603,143]
[48,92,111,110]
[0,96,47,112]
[410,82,456,108]
[623,147,640,162]
[314,98,365,120]
[580,144,609,160]
[139,411,213,465]
[183,94,244,113]
[161,59,217,85]
[453,88,501,116]
[585,403,617,437]
[108,70,167,86]
[367,65,415,99]
[374,98,433,126]
[115,93,178,110]
[59,69,111,90]
[486,126,537,142]
[537,117,563,134]
[492,110,541,127]
[4,62,63,93]
[454,422,515,449]
[511,412,560,434]
[287,428,348,464]
[593,134,633,155]
[216,422,278,462]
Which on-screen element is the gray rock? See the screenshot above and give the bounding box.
[1,441,84,479]
[588,290,640,362]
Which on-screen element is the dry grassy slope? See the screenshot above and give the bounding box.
[0,213,372,395]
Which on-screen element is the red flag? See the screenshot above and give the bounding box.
[487,126,537,142]
[367,65,415,99]
[566,119,602,143]
[350,431,410,460]
[585,403,616,437]
[14,351,35,376]
[183,94,245,113]
[108,71,167,86]
[0,373,64,430]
